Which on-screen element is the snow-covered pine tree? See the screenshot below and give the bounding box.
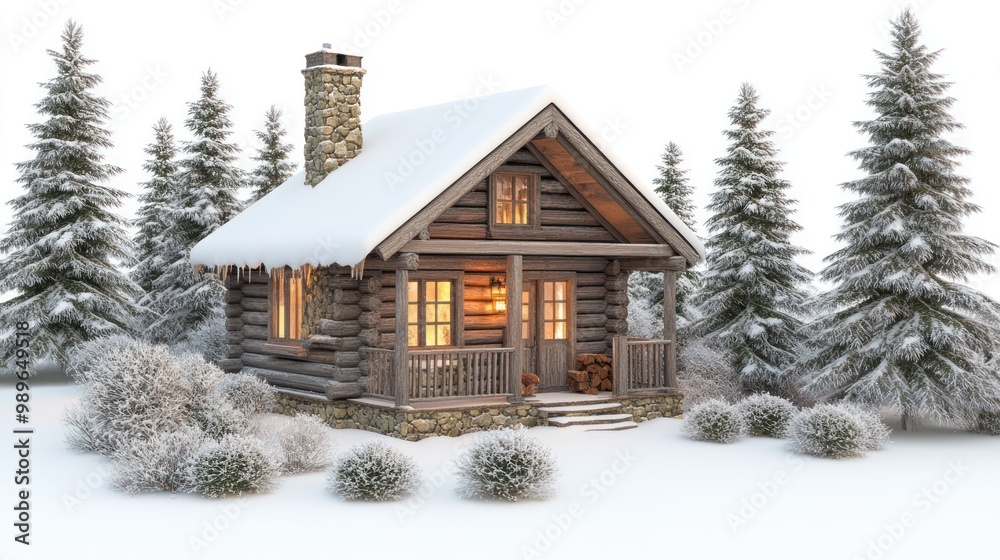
[248,105,296,203]
[802,9,1000,429]
[691,83,812,395]
[631,142,701,327]
[149,70,243,342]
[130,118,180,300]
[0,21,142,370]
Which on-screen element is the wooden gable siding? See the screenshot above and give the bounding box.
[427,148,619,243]
[375,256,627,357]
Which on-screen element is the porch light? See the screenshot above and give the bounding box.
[491,276,507,313]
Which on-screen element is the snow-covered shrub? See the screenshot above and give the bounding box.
[327,441,421,501]
[67,336,188,454]
[186,435,280,498]
[109,426,204,493]
[63,397,107,453]
[677,338,742,410]
[681,399,746,443]
[190,398,246,441]
[271,414,334,474]
[787,404,872,458]
[737,394,798,438]
[836,402,892,450]
[218,372,276,415]
[456,428,559,501]
[971,410,1000,436]
[169,314,227,365]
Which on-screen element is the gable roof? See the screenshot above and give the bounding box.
[190,86,705,271]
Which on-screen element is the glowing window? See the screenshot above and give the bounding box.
[407,280,453,347]
[270,267,303,340]
[542,281,568,340]
[494,172,532,225]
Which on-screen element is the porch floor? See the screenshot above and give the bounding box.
[350,390,616,411]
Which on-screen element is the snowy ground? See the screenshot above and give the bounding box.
[3,383,997,560]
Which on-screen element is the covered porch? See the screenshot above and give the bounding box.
[362,244,684,409]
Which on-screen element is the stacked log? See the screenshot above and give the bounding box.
[604,261,629,350]
[355,271,382,392]
[567,353,613,394]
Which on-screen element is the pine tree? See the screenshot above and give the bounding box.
[248,105,296,202]
[0,21,142,369]
[130,118,179,300]
[149,70,243,342]
[802,10,1000,428]
[634,142,700,324]
[692,83,812,395]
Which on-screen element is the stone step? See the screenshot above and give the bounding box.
[547,413,633,427]
[537,403,622,416]
[584,421,638,432]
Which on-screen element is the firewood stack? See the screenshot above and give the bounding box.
[567,354,613,394]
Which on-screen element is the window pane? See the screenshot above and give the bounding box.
[437,324,451,346]
[554,321,567,340]
[498,175,512,200]
[437,281,451,302]
[437,304,450,323]
[515,202,528,224]
[408,303,418,323]
[555,302,567,321]
[544,282,553,300]
[425,281,435,302]
[497,201,512,224]
[522,322,530,340]
[408,325,418,347]
[556,281,567,300]
[407,281,418,302]
[544,302,554,321]
[425,328,436,347]
[515,175,529,200]
[545,323,554,339]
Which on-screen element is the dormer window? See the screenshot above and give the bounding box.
[490,171,539,229]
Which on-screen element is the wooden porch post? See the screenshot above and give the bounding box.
[506,255,524,403]
[394,269,410,407]
[663,270,678,388]
[612,334,627,397]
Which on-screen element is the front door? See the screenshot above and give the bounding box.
[523,279,573,390]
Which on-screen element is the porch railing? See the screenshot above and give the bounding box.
[365,347,515,402]
[612,336,676,396]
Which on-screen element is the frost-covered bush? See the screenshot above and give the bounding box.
[186,435,280,498]
[971,410,1000,436]
[271,414,334,474]
[109,426,204,493]
[456,428,559,501]
[835,402,892,450]
[169,313,227,365]
[190,398,246,441]
[218,372,276,415]
[681,399,746,443]
[737,394,798,438]
[65,336,188,454]
[677,338,742,410]
[327,441,421,501]
[787,404,876,458]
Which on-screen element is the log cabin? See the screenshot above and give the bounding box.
[190,48,705,439]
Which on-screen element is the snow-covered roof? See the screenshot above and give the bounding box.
[190,85,705,270]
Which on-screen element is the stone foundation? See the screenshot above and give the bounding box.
[274,391,683,441]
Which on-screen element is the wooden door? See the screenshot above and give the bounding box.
[521,283,536,376]
[534,279,572,390]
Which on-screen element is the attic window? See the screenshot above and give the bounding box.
[490,172,538,228]
[270,267,303,341]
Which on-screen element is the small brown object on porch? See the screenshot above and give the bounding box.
[566,353,614,394]
[521,372,540,397]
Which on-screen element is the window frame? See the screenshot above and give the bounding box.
[406,272,464,349]
[268,266,305,348]
[489,170,541,232]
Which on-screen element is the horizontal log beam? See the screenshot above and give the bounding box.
[361,252,419,271]
[617,256,688,272]
[303,335,362,352]
[242,352,360,382]
[402,240,674,258]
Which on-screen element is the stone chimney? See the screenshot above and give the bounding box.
[302,46,365,186]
